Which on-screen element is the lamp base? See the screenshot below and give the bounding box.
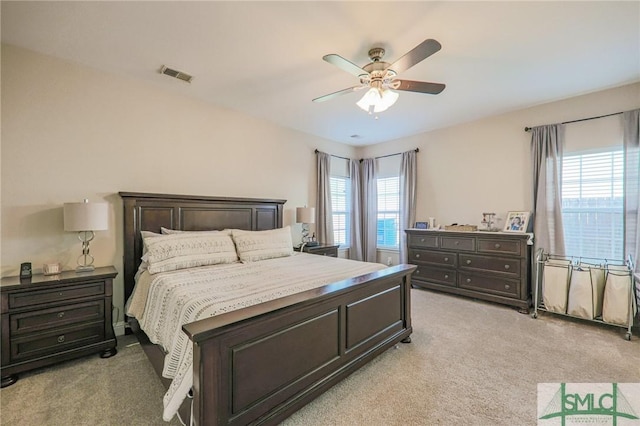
[75,265,96,273]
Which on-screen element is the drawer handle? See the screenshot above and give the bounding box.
[57,335,65,343]
[466,278,472,283]
[444,274,449,279]
[416,270,420,274]
[495,243,501,249]
[58,312,65,318]
[466,260,472,265]
[504,264,510,270]
[455,241,459,245]
[58,292,63,296]
[420,238,425,242]
[444,257,449,262]
[415,254,420,258]
[505,284,511,290]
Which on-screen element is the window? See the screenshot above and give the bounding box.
[561,148,624,259]
[330,176,350,247]
[377,176,400,248]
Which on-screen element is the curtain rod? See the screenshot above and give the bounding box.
[524,111,623,132]
[314,148,419,161]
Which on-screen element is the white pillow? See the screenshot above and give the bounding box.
[160,227,231,235]
[143,232,239,274]
[232,226,293,263]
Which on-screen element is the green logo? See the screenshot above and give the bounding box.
[539,383,639,425]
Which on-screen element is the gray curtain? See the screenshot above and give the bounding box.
[622,109,640,310]
[348,159,364,261]
[531,124,565,256]
[315,151,334,245]
[361,158,377,262]
[399,150,417,264]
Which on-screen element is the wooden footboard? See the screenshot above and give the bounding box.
[183,264,415,426]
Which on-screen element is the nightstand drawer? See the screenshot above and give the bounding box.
[9,282,105,309]
[10,301,105,335]
[10,322,105,362]
[310,247,337,257]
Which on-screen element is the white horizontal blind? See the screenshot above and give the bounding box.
[561,149,624,259]
[377,176,400,248]
[330,176,350,247]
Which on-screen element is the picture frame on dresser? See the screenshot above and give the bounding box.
[504,211,530,233]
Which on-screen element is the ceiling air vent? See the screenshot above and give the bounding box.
[160,65,193,83]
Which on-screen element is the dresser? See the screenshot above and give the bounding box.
[406,229,531,312]
[1,266,118,387]
[294,244,339,257]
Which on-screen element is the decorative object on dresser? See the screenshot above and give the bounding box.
[406,229,532,312]
[0,266,118,388]
[296,206,318,247]
[294,243,339,257]
[504,211,530,233]
[63,199,109,272]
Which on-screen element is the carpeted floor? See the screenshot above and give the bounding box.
[1,289,638,425]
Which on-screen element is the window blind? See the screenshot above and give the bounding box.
[377,176,400,248]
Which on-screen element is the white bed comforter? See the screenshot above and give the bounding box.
[126,253,386,421]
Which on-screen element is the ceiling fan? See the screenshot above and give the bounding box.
[313,39,445,114]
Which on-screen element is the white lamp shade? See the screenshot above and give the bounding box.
[296,207,315,224]
[356,88,399,113]
[64,201,108,231]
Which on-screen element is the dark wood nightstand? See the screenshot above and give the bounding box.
[0,266,118,387]
[294,244,339,257]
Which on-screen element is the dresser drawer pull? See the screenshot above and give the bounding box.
[505,284,511,290]
[444,257,449,262]
[504,264,510,270]
[444,274,449,279]
[58,312,65,318]
[495,243,501,249]
[466,260,472,265]
[420,238,425,242]
[59,292,63,296]
[415,270,420,274]
[57,335,65,343]
[454,241,459,245]
[415,254,420,258]
[466,278,472,283]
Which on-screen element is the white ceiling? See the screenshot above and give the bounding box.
[2,1,639,146]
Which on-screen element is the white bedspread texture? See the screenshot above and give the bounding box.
[126,253,386,421]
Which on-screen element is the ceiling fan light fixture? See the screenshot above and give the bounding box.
[356,87,398,114]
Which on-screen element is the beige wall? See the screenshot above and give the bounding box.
[0,45,356,329]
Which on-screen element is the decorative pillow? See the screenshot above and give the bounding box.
[143,232,238,274]
[160,227,231,235]
[232,226,293,263]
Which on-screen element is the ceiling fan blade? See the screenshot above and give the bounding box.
[323,54,368,77]
[312,86,365,103]
[394,80,446,95]
[388,39,442,74]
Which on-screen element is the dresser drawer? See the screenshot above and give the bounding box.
[10,301,105,335]
[459,254,520,277]
[413,265,456,287]
[408,233,439,249]
[8,282,105,309]
[458,273,519,297]
[10,322,105,362]
[477,238,522,256]
[441,236,475,252]
[409,249,456,267]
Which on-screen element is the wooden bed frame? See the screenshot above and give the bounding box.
[120,192,416,425]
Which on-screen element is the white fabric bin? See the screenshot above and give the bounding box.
[567,263,605,319]
[602,265,636,326]
[542,259,572,314]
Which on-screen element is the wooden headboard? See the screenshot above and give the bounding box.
[119,192,285,306]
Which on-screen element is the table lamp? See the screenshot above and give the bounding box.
[296,207,317,247]
[64,199,108,272]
